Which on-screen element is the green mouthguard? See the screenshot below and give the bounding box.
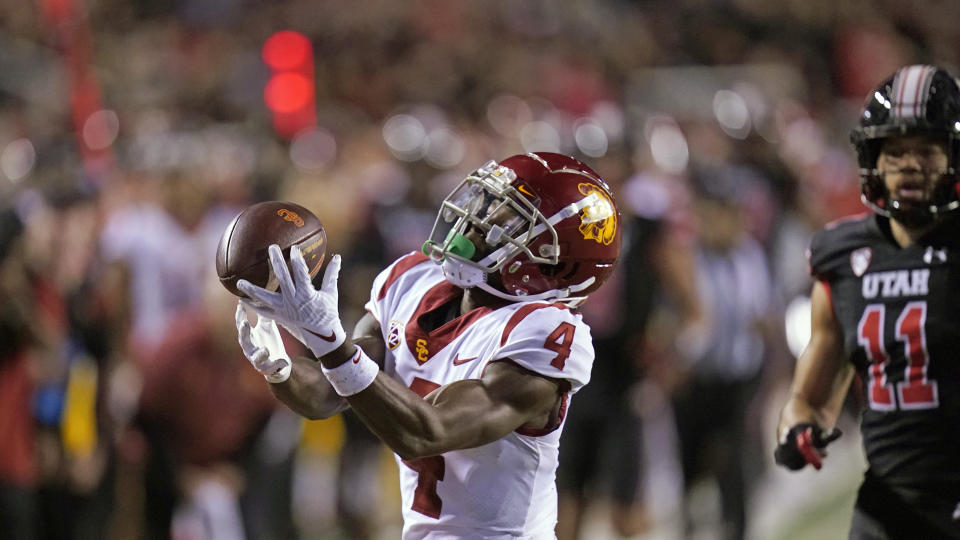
[445,231,476,260]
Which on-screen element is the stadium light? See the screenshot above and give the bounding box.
[262,30,317,139]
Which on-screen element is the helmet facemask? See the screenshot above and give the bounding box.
[855,129,960,228]
[422,159,602,304]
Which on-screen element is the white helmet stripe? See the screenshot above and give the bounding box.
[475,192,600,268]
[892,65,936,120]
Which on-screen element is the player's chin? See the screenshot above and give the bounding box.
[892,202,936,228]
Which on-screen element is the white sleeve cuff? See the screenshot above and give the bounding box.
[321,346,379,396]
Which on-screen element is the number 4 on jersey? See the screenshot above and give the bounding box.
[403,377,445,519]
[544,322,576,370]
[857,301,939,411]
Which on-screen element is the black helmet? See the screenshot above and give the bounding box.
[850,64,960,226]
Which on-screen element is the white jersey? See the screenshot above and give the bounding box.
[364,252,595,540]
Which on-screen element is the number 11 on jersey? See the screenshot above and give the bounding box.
[857,301,939,411]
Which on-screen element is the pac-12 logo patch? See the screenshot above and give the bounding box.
[386,320,404,350]
[850,247,872,277]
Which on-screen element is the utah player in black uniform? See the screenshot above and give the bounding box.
[775,64,960,539]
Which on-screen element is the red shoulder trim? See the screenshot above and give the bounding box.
[409,376,441,399]
[378,252,430,301]
[516,393,569,437]
[405,282,499,364]
[500,302,570,346]
[823,212,871,230]
[480,359,571,437]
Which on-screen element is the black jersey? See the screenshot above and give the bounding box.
[808,213,960,494]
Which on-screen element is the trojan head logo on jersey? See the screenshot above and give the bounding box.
[386,320,404,350]
[577,183,617,245]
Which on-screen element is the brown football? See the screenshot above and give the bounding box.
[215,201,327,297]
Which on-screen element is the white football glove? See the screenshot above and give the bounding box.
[235,303,291,383]
[237,244,346,359]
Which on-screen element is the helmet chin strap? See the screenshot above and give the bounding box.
[440,257,486,288]
[861,174,960,226]
[473,276,597,305]
[864,167,960,220]
[441,255,597,304]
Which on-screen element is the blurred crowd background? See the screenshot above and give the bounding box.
[1,0,958,539]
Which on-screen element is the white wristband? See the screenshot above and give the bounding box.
[321,346,378,396]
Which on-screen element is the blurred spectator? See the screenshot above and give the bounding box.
[134,278,294,540]
[0,195,114,540]
[669,164,781,540]
[34,190,118,540]
[98,170,233,354]
[279,137,396,540]
[556,152,701,540]
[1,0,959,536]
[0,205,40,540]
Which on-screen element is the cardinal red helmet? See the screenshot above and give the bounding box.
[422,152,621,305]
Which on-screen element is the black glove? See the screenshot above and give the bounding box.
[774,423,842,471]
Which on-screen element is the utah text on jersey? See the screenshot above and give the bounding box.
[861,269,930,298]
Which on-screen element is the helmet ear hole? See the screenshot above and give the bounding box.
[537,263,561,277]
[538,262,580,280]
[862,175,887,208]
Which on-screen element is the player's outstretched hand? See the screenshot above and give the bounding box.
[235,303,291,383]
[238,244,346,358]
[774,423,842,471]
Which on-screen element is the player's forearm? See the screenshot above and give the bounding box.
[313,342,448,458]
[341,362,551,460]
[779,362,854,435]
[778,396,824,434]
[269,356,348,420]
[346,375,447,460]
[780,280,852,435]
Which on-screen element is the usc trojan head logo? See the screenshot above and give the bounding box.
[577,183,617,245]
[277,208,305,227]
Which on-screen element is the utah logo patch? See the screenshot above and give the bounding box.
[386,320,404,350]
[850,247,872,277]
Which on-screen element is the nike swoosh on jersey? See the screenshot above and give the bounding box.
[452,354,478,366]
[304,328,338,342]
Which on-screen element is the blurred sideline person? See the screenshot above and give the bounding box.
[0,207,42,540]
[135,276,295,540]
[0,199,115,540]
[281,157,396,540]
[237,153,621,538]
[671,165,777,540]
[555,163,701,540]
[776,65,960,538]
